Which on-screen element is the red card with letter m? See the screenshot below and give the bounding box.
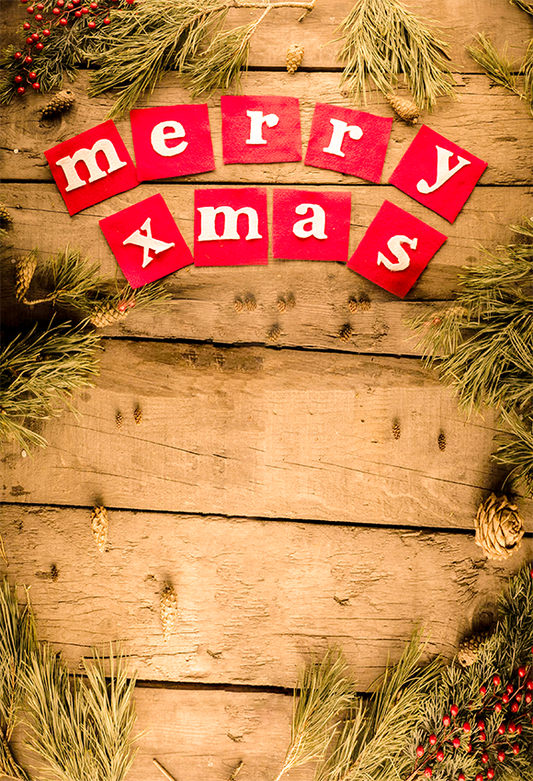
[347,200,447,298]
[45,120,138,215]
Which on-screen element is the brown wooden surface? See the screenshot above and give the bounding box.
[1,0,532,778]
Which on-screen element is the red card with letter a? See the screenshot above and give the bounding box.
[221,95,302,164]
[304,103,393,183]
[99,194,193,289]
[347,201,447,298]
[194,188,269,266]
[389,125,487,222]
[45,120,138,216]
[130,104,215,182]
[272,189,351,262]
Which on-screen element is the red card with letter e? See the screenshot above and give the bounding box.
[194,188,269,266]
[45,120,138,216]
[304,103,393,183]
[272,189,352,262]
[130,104,215,182]
[221,95,302,164]
[389,125,487,222]
[99,194,193,288]
[347,200,447,298]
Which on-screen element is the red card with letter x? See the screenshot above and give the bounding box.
[347,201,447,298]
[99,194,193,288]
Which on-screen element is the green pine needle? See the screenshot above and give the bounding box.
[467,34,524,97]
[336,0,456,109]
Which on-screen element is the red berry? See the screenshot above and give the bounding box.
[436,750,444,762]
[87,19,96,28]
[453,737,460,748]
[27,5,34,12]
[498,724,505,735]
[35,13,43,20]
[526,693,532,704]
[487,771,495,780]
[511,703,519,713]
[23,21,31,29]
[35,41,44,49]
[494,703,502,713]
[28,71,37,79]
[506,684,513,694]
[36,2,44,8]
[416,746,424,758]
[74,9,82,15]
[517,724,523,734]
[59,17,68,24]
[527,680,533,690]
[493,675,501,686]
[103,16,110,23]
[14,51,22,59]
[126,0,134,4]
[451,705,459,716]
[463,723,471,733]
[14,75,23,83]
[429,734,437,745]
[479,731,486,741]
[424,770,432,779]
[17,86,26,94]
[480,685,487,695]
[481,753,489,763]
[21,0,28,4]
[25,36,33,44]
[497,751,505,761]
[512,744,520,755]
[32,81,40,90]
[31,32,39,40]
[90,1,97,7]
[518,666,526,678]
[477,720,485,730]
[81,6,89,12]
[475,775,483,781]
[502,694,509,704]
[443,715,451,726]
[515,692,522,702]
[42,28,51,36]
[466,742,472,752]
[458,775,465,781]
[52,7,60,14]
[57,0,65,5]
[508,722,516,733]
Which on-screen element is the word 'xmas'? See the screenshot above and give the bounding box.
[45,96,487,296]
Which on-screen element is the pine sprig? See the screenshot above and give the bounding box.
[409,218,533,494]
[273,650,357,781]
[336,0,456,110]
[467,34,525,97]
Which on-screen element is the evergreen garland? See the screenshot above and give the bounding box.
[409,219,533,496]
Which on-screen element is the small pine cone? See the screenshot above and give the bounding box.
[438,432,446,451]
[392,421,401,440]
[15,254,37,301]
[286,44,304,74]
[385,93,420,124]
[267,325,282,342]
[40,89,75,118]
[234,299,244,313]
[474,493,524,560]
[115,411,123,429]
[338,324,353,342]
[89,302,129,328]
[277,298,287,313]
[244,296,257,311]
[348,297,358,314]
[91,506,108,552]
[160,585,178,641]
[457,631,490,667]
[133,405,142,425]
[286,293,296,309]
[0,203,13,224]
[358,297,371,311]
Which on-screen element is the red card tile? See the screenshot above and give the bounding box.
[347,201,447,298]
[389,125,487,222]
[99,194,192,289]
[304,103,393,183]
[194,188,268,266]
[130,104,215,182]
[272,189,351,261]
[45,120,138,216]
[221,95,301,164]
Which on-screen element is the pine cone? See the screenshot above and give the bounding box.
[40,89,75,118]
[348,297,358,314]
[115,411,123,429]
[91,506,108,552]
[457,631,490,667]
[338,324,353,342]
[358,297,371,311]
[286,44,304,73]
[438,432,446,451]
[392,421,401,440]
[244,296,257,311]
[0,203,13,224]
[386,93,420,124]
[277,298,287,313]
[267,325,282,342]
[160,585,178,641]
[15,254,37,301]
[133,406,142,425]
[234,299,244,313]
[89,302,129,328]
[474,493,524,560]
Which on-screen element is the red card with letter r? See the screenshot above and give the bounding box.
[194,187,269,266]
[45,120,138,216]
[130,104,215,182]
[272,188,352,261]
[304,103,393,183]
[347,200,447,298]
[389,125,487,222]
[221,95,302,164]
[99,194,193,289]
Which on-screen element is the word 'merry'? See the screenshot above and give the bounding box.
[45,96,487,296]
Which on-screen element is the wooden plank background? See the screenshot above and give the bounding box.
[1,1,532,780]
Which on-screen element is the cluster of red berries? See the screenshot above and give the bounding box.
[413,661,533,780]
[12,0,133,96]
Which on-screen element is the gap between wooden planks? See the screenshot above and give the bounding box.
[1,504,532,689]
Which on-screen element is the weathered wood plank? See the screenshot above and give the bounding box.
[1,504,531,688]
[1,72,531,186]
[1,0,530,72]
[1,340,531,526]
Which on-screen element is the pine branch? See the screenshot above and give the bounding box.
[273,650,357,781]
[336,0,456,110]
[522,38,533,113]
[510,0,533,16]
[467,34,525,99]
[494,409,533,495]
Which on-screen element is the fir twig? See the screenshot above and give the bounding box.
[273,650,357,781]
[494,408,533,494]
[467,34,526,99]
[510,0,533,16]
[336,0,456,110]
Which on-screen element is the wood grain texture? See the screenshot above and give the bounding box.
[1,504,531,688]
[1,340,531,526]
[1,72,532,186]
[1,0,531,72]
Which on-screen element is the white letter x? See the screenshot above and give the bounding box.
[123,218,175,268]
